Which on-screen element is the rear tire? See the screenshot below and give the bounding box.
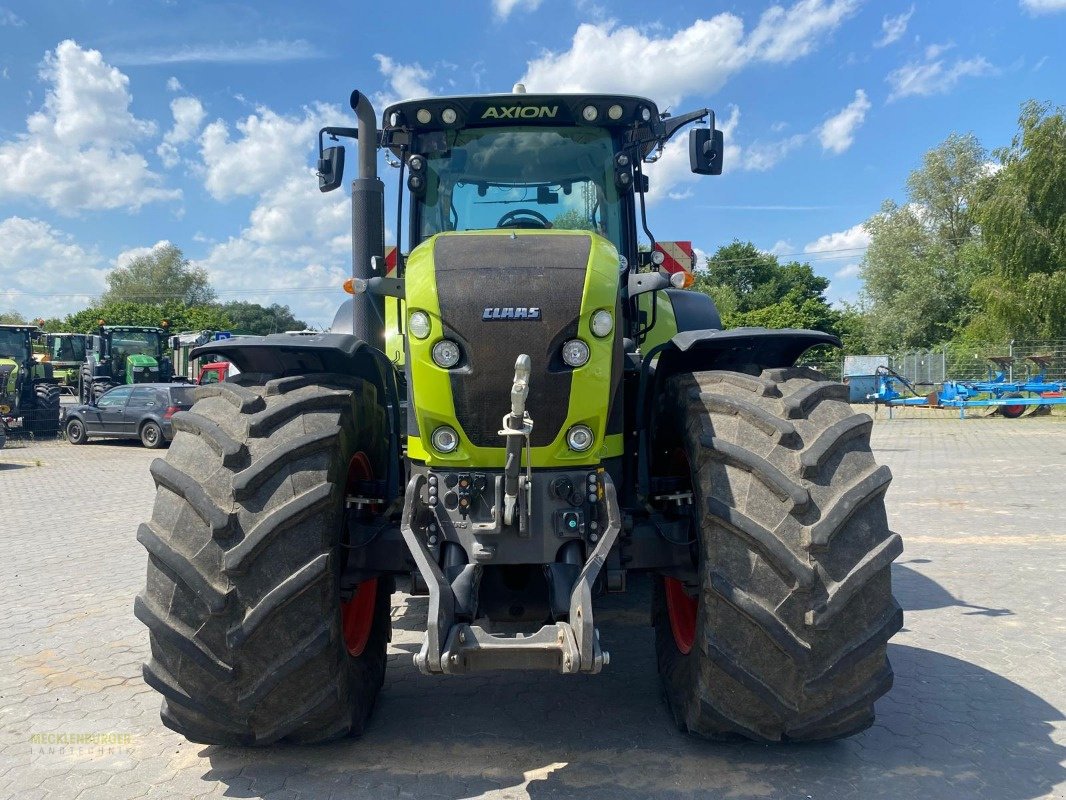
[29,383,61,436]
[136,373,391,745]
[139,420,164,449]
[652,367,902,742]
[91,380,115,404]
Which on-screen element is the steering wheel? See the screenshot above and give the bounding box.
[497,208,552,229]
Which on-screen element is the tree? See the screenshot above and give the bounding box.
[64,301,232,334]
[103,243,215,305]
[859,133,989,351]
[694,241,842,335]
[219,301,309,335]
[0,310,27,324]
[550,208,596,231]
[969,101,1066,340]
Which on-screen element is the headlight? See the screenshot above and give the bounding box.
[431,426,459,453]
[590,309,613,338]
[409,311,431,339]
[567,424,594,452]
[441,107,457,124]
[561,339,590,367]
[431,339,461,368]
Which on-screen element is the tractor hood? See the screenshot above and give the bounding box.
[0,358,17,401]
[125,353,160,384]
[404,229,623,468]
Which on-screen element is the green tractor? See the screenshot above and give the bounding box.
[35,332,88,392]
[136,89,901,746]
[0,324,61,437]
[79,325,172,403]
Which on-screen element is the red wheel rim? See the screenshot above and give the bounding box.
[1002,404,1025,418]
[664,577,697,655]
[341,578,377,656]
[340,452,377,657]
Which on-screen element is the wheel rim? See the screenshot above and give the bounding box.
[68,421,81,441]
[340,451,378,657]
[1002,396,1025,418]
[662,444,698,655]
[664,577,698,655]
[144,425,158,445]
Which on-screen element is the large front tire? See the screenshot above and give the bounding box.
[653,368,902,742]
[136,373,391,745]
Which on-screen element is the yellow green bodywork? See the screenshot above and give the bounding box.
[398,229,627,469]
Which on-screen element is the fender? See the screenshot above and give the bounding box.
[192,332,404,503]
[636,326,841,498]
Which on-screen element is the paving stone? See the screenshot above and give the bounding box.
[0,415,1064,798]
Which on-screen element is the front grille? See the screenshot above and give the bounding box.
[433,234,591,447]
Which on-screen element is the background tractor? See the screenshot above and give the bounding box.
[137,87,901,746]
[35,332,88,393]
[0,324,61,437]
[80,325,173,403]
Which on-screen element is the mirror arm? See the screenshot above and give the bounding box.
[317,126,359,158]
[626,271,670,299]
[658,108,712,144]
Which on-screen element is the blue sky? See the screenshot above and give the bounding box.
[0,0,1063,327]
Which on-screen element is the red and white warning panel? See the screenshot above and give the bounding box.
[384,246,398,276]
[654,241,694,275]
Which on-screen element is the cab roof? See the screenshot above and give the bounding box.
[381,93,662,135]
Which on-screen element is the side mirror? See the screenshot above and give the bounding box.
[689,128,724,176]
[317,145,345,192]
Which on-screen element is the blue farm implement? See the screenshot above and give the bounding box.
[871,355,1066,419]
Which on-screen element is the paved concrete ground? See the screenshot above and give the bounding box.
[0,412,1063,800]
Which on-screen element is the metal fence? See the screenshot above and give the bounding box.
[801,340,1066,387]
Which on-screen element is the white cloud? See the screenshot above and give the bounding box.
[887,46,996,101]
[158,95,206,168]
[373,54,432,109]
[804,221,871,257]
[0,40,178,213]
[520,0,857,108]
[834,262,861,279]
[191,100,355,326]
[875,6,914,47]
[1020,0,1066,12]
[0,6,24,26]
[493,0,543,20]
[0,217,106,317]
[199,105,331,200]
[741,133,808,171]
[818,89,870,153]
[166,76,183,92]
[194,172,353,327]
[110,39,319,66]
[113,239,174,271]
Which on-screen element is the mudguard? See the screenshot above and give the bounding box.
[661,327,840,376]
[191,332,404,502]
[637,326,841,497]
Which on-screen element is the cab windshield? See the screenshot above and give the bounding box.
[414,126,623,250]
[111,331,161,355]
[0,329,29,363]
[51,335,86,362]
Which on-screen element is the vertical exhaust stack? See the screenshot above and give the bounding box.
[349,90,385,345]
